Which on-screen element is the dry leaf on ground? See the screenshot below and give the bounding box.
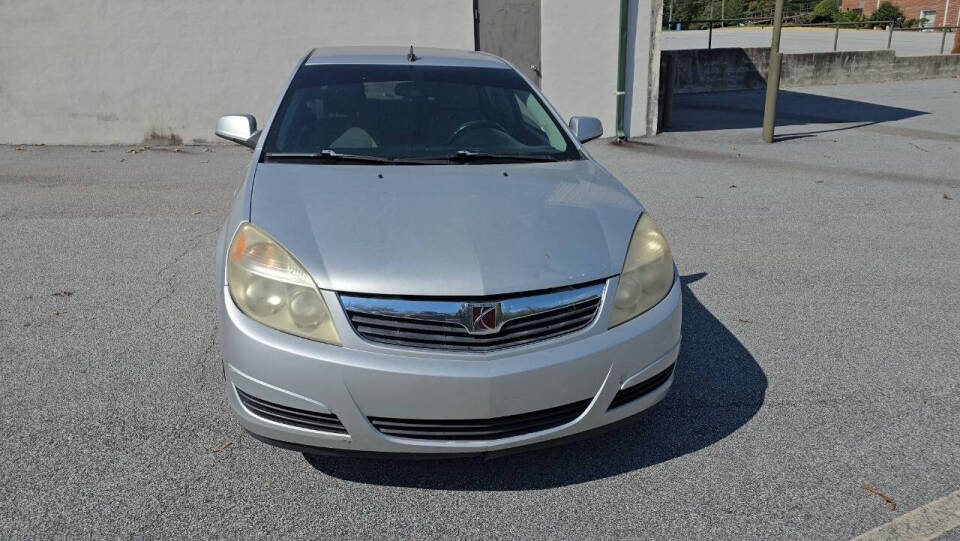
[861,484,896,511]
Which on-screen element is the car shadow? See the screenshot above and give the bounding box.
[304,272,767,489]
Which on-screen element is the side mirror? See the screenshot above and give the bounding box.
[568,116,603,143]
[216,114,260,148]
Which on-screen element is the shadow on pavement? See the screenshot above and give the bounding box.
[304,273,767,490]
[666,89,926,132]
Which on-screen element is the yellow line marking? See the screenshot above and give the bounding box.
[851,489,960,541]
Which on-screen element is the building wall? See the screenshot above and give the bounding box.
[628,0,665,137]
[0,1,473,145]
[841,0,960,27]
[1,1,663,145]
[541,1,622,135]
[541,0,662,139]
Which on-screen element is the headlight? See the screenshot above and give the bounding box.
[227,222,341,345]
[609,213,674,328]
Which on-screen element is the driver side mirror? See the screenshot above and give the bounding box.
[216,114,260,148]
[568,116,603,143]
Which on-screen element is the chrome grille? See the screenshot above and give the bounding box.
[340,281,605,352]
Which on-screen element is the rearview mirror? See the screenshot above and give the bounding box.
[216,114,260,148]
[568,116,603,143]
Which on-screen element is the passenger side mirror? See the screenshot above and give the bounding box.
[216,114,260,148]
[568,116,603,143]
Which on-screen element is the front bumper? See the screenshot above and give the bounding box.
[218,275,682,455]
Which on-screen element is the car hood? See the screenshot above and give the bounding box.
[249,160,642,296]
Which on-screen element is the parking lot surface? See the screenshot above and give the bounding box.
[1,79,958,538]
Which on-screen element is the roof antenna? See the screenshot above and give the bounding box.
[407,45,418,62]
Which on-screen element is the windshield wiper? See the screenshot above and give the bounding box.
[264,149,564,165]
[264,150,396,164]
[407,150,563,163]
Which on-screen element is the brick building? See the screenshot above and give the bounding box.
[840,0,960,26]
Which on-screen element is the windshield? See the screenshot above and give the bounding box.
[262,64,581,163]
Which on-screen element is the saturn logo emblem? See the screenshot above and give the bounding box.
[466,303,500,335]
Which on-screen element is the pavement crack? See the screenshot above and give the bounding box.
[143,225,220,330]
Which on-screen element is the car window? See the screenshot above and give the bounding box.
[514,92,566,150]
[263,64,580,162]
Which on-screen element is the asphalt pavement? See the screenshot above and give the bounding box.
[1,78,958,539]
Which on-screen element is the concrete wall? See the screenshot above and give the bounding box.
[663,47,960,94]
[627,0,665,138]
[476,0,541,85]
[541,0,662,139]
[0,1,473,145]
[2,1,665,144]
[541,1,621,135]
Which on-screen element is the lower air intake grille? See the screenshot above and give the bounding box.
[608,363,676,410]
[236,387,347,434]
[369,398,592,441]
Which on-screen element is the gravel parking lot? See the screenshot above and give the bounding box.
[1,79,958,539]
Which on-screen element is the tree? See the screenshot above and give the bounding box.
[871,1,903,23]
[811,0,839,22]
[835,9,863,22]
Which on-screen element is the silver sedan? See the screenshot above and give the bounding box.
[214,46,680,457]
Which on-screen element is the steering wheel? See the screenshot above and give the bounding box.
[447,119,509,144]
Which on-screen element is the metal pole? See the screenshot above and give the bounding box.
[708,22,713,49]
[761,0,785,143]
[887,24,894,49]
[615,0,629,140]
[834,24,840,51]
[721,0,725,27]
[941,27,948,54]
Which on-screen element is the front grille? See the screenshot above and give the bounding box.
[236,387,347,434]
[608,362,676,410]
[341,282,604,352]
[369,398,592,441]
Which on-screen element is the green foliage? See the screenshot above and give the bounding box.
[810,0,839,23]
[661,0,846,26]
[870,1,903,22]
[722,0,747,20]
[835,9,863,22]
[901,17,921,28]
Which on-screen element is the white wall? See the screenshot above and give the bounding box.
[541,0,661,139]
[0,1,473,145]
[1,1,663,144]
[541,1,621,134]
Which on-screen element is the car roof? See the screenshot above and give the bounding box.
[304,46,511,69]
